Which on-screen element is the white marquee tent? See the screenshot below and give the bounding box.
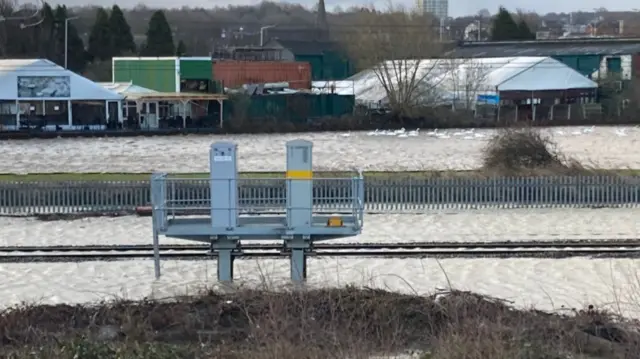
[0,59,123,100]
[336,56,598,107]
[0,59,124,130]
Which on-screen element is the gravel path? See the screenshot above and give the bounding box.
[1,208,637,246]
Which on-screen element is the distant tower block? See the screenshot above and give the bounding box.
[286,139,313,229]
[210,142,239,229]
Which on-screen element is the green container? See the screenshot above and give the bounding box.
[331,94,355,116]
[112,57,214,93]
[179,58,212,80]
[230,94,355,124]
[113,58,177,92]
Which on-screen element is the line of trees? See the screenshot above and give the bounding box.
[490,7,535,41]
[0,2,187,79]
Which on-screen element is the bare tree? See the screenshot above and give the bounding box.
[0,0,17,56]
[440,58,490,110]
[338,5,446,115]
[514,9,541,32]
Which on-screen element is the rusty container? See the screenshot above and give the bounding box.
[212,61,312,89]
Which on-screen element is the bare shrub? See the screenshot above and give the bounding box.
[1,287,639,358]
[482,127,584,174]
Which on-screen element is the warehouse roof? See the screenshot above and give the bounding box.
[346,56,597,105]
[450,38,640,57]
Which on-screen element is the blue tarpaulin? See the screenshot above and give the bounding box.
[476,94,499,105]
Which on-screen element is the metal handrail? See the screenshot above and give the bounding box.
[151,172,365,231]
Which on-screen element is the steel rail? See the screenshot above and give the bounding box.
[1,247,640,263]
[2,240,640,253]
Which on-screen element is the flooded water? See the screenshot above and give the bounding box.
[0,126,638,173]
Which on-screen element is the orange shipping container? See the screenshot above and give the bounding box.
[213,61,312,89]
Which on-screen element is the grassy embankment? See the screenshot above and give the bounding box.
[1,287,637,359]
[1,168,640,182]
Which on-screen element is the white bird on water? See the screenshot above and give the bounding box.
[408,128,419,136]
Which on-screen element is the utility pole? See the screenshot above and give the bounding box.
[64,16,79,69]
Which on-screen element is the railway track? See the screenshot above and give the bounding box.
[3,239,640,253]
[1,240,640,263]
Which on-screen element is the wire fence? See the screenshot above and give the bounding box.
[1,175,639,215]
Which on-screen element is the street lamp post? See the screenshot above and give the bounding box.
[260,25,276,46]
[64,16,79,69]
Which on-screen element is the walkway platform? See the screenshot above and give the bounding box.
[150,139,364,283]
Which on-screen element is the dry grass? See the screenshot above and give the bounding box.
[1,287,639,359]
[3,168,640,183]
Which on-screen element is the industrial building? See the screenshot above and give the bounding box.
[451,38,640,80]
[333,56,596,107]
[262,39,354,81]
[110,56,355,128]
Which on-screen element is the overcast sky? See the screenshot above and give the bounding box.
[41,0,634,18]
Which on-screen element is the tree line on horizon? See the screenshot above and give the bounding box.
[0,2,186,78]
[0,1,626,84]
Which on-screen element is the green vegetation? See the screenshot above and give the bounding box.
[0,168,639,182]
[87,8,112,61]
[0,2,174,80]
[490,7,536,41]
[0,171,465,182]
[140,10,175,56]
[108,5,137,56]
[175,39,187,56]
[0,287,636,359]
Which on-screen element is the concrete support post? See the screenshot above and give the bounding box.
[152,223,160,279]
[288,236,310,283]
[150,172,167,279]
[210,142,238,229]
[285,139,313,229]
[212,236,237,283]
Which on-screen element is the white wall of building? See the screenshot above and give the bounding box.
[597,54,632,80]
